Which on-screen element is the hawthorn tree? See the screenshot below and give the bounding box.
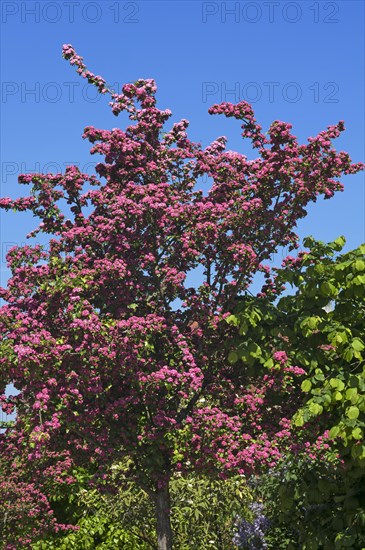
[0,45,363,549]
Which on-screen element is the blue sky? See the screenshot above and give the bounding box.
[0,0,364,292]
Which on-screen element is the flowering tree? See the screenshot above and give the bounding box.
[0,45,362,549]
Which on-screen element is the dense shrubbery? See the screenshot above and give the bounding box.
[32,468,251,549]
[251,453,365,549]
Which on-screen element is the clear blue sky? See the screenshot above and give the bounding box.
[1,0,364,292]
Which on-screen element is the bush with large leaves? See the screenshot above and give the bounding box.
[228,237,365,548]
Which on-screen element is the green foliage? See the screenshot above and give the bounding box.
[227,237,365,547]
[32,466,251,549]
[170,473,250,549]
[253,453,365,550]
[228,238,365,458]
[33,515,147,550]
[32,464,154,549]
[279,240,365,463]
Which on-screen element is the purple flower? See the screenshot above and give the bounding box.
[233,502,270,549]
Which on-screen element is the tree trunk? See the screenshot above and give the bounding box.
[155,483,173,550]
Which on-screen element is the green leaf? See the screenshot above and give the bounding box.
[352,275,365,286]
[239,320,248,335]
[351,338,365,352]
[301,380,312,392]
[345,388,358,403]
[309,402,323,415]
[294,414,304,427]
[248,342,262,358]
[351,444,365,459]
[320,281,337,297]
[307,317,319,329]
[333,236,346,250]
[346,406,360,420]
[329,425,340,439]
[352,427,363,440]
[343,348,354,362]
[355,259,365,272]
[228,351,239,364]
[329,378,345,391]
[264,358,274,368]
[226,315,239,326]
